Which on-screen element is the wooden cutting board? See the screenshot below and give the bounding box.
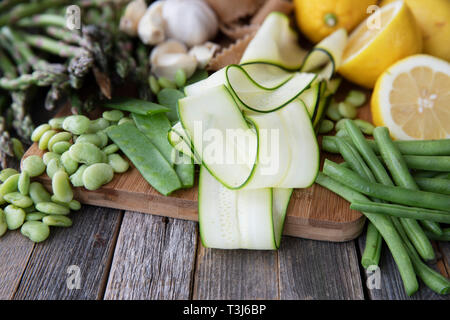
[22,88,370,242]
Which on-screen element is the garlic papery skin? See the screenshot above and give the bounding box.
[189,42,219,69]
[151,39,198,80]
[162,0,219,47]
[138,1,166,45]
[119,0,147,36]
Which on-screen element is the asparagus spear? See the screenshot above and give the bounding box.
[20,33,87,58]
[0,70,68,90]
[0,0,70,27]
[17,14,67,28]
[0,0,28,14]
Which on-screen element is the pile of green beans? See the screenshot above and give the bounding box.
[317,119,450,296]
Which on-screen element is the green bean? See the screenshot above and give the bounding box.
[103,110,124,122]
[0,209,7,237]
[43,215,72,227]
[86,118,110,133]
[390,216,450,295]
[31,123,51,142]
[107,153,129,173]
[107,123,182,195]
[43,152,60,165]
[414,177,450,195]
[353,119,374,135]
[318,119,334,134]
[0,168,18,182]
[52,141,71,154]
[4,205,26,230]
[69,199,81,211]
[69,164,87,187]
[325,100,341,121]
[335,119,346,132]
[21,221,50,242]
[25,212,47,221]
[38,129,57,150]
[52,171,73,203]
[36,202,70,215]
[82,163,114,190]
[22,155,45,177]
[403,155,450,172]
[315,173,418,295]
[102,144,119,155]
[29,182,51,203]
[103,98,169,116]
[62,115,90,135]
[60,151,79,175]
[425,228,450,241]
[335,129,348,137]
[412,170,439,178]
[434,172,450,180]
[175,69,187,88]
[69,142,104,165]
[321,135,450,156]
[323,160,450,211]
[18,171,30,195]
[361,222,382,268]
[420,221,443,237]
[351,201,450,224]
[46,158,65,179]
[338,102,357,119]
[48,117,67,130]
[48,131,72,151]
[344,90,366,107]
[4,192,33,208]
[0,173,19,195]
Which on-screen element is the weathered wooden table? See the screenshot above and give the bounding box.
[1,204,449,300]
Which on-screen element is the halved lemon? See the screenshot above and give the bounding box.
[371,54,450,140]
[338,0,422,88]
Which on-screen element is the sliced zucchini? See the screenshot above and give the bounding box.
[184,67,226,97]
[240,12,307,70]
[168,122,196,160]
[299,81,321,117]
[226,64,317,113]
[178,85,258,189]
[273,188,293,248]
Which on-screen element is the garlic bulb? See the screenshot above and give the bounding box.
[119,0,147,36]
[151,39,198,80]
[138,1,166,45]
[162,0,219,47]
[189,42,219,69]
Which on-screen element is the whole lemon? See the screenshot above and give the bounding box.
[293,0,378,43]
[381,0,450,61]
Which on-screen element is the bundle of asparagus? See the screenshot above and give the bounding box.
[0,0,150,166]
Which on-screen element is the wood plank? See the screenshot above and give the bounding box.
[103,213,197,300]
[193,244,279,299]
[13,205,122,300]
[278,236,364,300]
[357,235,450,300]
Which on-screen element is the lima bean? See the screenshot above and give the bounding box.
[325,101,342,121]
[69,142,104,165]
[345,90,366,107]
[46,158,65,179]
[87,118,110,133]
[62,115,90,135]
[36,202,70,215]
[18,171,30,195]
[318,119,334,134]
[43,152,61,165]
[4,192,33,208]
[22,155,46,177]
[25,212,47,221]
[103,144,119,155]
[0,168,18,182]
[103,110,124,122]
[50,195,69,207]
[108,153,129,173]
[49,117,67,129]
[0,209,6,237]
[29,182,52,203]
[338,102,357,119]
[23,205,36,213]
[4,205,26,230]
[21,221,50,242]
[12,138,24,159]
[43,215,72,227]
[118,117,134,126]
[31,124,51,142]
[69,199,81,211]
[48,131,72,151]
[149,75,160,94]
[76,133,103,147]
[175,69,186,88]
[38,129,57,150]
[82,163,114,190]
[0,173,19,195]
[60,151,79,175]
[69,164,88,187]
[52,141,72,154]
[52,171,73,203]
[97,131,109,148]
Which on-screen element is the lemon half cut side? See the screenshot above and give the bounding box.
[371,54,450,140]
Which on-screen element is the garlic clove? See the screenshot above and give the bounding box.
[162,0,219,47]
[151,40,198,80]
[138,1,166,45]
[119,0,147,36]
[189,42,220,69]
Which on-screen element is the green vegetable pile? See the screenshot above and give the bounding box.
[319,119,450,296]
